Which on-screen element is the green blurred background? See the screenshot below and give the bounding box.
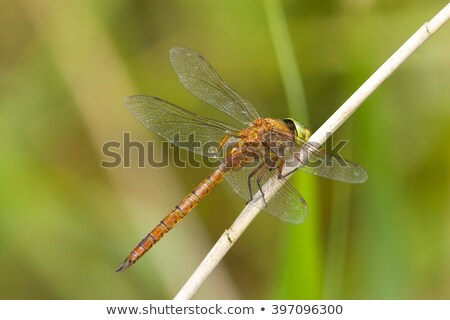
[0,0,449,299]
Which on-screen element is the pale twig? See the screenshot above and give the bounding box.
[174,3,450,300]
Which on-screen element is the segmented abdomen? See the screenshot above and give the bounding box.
[116,167,226,272]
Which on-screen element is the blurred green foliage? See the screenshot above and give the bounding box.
[0,0,449,299]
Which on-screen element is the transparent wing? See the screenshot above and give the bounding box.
[169,47,260,126]
[267,130,368,183]
[297,143,367,183]
[124,95,240,158]
[224,164,308,224]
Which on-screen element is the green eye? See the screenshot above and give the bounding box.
[283,118,311,140]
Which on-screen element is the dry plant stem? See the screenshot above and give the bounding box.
[174,4,450,300]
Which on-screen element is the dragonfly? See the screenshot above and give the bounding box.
[117,47,367,272]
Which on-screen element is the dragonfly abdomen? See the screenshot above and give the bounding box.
[116,167,226,272]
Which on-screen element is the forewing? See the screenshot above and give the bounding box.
[124,95,240,158]
[268,130,368,183]
[224,164,308,224]
[169,47,260,125]
[298,145,368,183]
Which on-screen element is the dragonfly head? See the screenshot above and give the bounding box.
[283,118,311,141]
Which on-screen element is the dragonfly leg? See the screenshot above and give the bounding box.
[256,164,270,207]
[246,161,266,202]
[278,159,299,179]
[277,159,285,178]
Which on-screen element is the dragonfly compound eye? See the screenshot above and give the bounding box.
[283,118,311,141]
